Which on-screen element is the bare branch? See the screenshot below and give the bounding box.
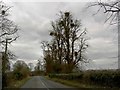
[8,36,19,44]
[105,12,114,23]
[87,1,120,24]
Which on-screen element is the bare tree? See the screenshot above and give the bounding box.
[0,2,19,88]
[41,41,55,73]
[42,11,88,73]
[35,60,41,71]
[28,63,34,71]
[0,2,19,45]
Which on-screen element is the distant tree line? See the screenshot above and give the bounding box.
[6,59,45,87]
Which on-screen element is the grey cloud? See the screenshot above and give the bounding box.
[10,42,42,60]
[6,2,118,69]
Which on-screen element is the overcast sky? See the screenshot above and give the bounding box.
[5,1,118,70]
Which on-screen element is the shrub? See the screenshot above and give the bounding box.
[13,60,30,80]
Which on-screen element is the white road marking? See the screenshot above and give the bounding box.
[39,76,49,90]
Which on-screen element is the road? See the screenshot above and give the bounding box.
[21,76,78,90]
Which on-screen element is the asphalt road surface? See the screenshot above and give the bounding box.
[21,76,78,90]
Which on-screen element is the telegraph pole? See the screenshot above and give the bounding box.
[2,38,11,89]
[118,0,120,69]
[2,39,8,89]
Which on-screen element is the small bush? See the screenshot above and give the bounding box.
[12,60,30,80]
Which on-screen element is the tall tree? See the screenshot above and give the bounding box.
[41,41,55,73]
[42,11,88,73]
[0,2,19,88]
[0,2,19,45]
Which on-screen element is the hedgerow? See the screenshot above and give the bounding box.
[49,70,120,87]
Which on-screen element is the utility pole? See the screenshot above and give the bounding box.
[2,38,11,89]
[118,0,120,69]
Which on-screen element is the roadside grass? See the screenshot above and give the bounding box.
[46,76,101,88]
[7,76,32,88]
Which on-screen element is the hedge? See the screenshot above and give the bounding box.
[49,70,120,87]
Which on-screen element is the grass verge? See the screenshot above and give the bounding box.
[7,76,32,88]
